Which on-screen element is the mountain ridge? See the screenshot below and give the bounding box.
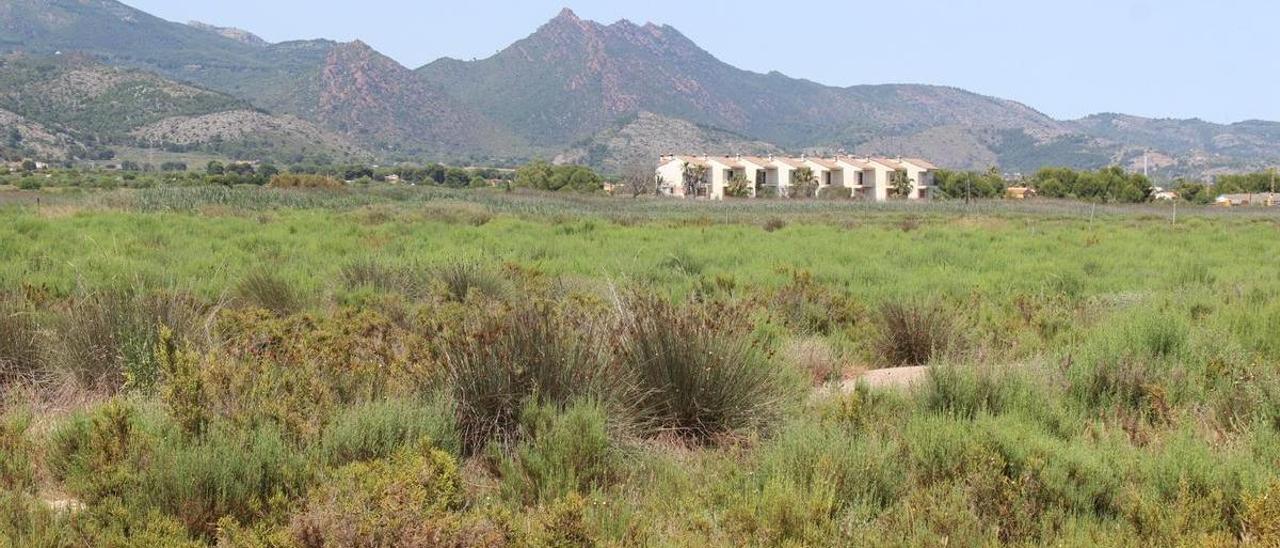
[2,1,1277,177]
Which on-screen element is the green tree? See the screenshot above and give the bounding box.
[20,159,37,172]
[206,161,224,176]
[515,160,554,190]
[889,170,913,199]
[789,167,818,198]
[725,173,752,198]
[681,162,709,197]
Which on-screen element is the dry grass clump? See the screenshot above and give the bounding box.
[48,289,210,393]
[614,294,800,442]
[444,303,626,455]
[780,337,844,385]
[873,299,962,367]
[763,218,787,232]
[433,260,509,302]
[0,296,43,387]
[235,271,304,316]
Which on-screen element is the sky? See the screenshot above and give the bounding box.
[124,0,1279,124]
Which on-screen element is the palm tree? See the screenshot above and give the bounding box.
[790,167,817,199]
[681,162,709,198]
[890,170,913,199]
[725,173,752,198]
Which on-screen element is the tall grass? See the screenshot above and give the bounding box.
[872,299,963,367]
[48,289,208,392]
[614,294,801,441]
[0,296,42,387]
[235,271,304,315]
[444,303,629,454]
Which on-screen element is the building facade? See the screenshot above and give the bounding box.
[656,155,936,201]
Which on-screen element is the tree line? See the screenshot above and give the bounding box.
[936,166,1154,203]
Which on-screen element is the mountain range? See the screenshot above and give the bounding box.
[2,0,1277,178]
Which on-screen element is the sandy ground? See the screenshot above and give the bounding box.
[840,366,931,393]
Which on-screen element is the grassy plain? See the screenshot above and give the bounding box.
[2,185,1280,546]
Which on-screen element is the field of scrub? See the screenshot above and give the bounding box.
[2,186,1280,546]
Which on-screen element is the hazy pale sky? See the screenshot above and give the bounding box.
[125,0,1278,124]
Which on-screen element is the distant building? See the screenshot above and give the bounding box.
[1005,186,1037,200]
[655,155,936,201]
[1216,193,1280,207]
[1152,190,1179,201]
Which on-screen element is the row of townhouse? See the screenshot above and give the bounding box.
[655,155,937,201]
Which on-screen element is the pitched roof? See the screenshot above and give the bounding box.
[706,156,743,168]
[740,156,774,168]
[673,156,709,167]
[772,157,806,169]
[900,158,938,170]
[869,158,906,170]
[834,157,871,169]
[804,157,839,170]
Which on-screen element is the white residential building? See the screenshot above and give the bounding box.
[658,154,936,201]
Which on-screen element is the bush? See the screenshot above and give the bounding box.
[872,299,962,367]
[211,307,434,440]
[235,271,304,315]
[498,401,618,505]
[445,302,628,454]
[615,294,799,441]
[731,422,903,544]
[0,413,35,492]
[142,423,310,536]
[769,269,862,335]
[762,218,787,232]
[47,399,155,504]
[290,442,464,547]
[318,397,459,465]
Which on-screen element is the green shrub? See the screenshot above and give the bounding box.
[732,422,903,544]
[0,412,35,492]
[872,299,963,367]
[499,401,618,505]
[615,294,800,442]
[142,422,310,536]
[769,269,862,335]
[210,307,435,440]
[290,441,463,547]
[924,363,1045,419]
[47,399,156,503]
[318,396,459,465]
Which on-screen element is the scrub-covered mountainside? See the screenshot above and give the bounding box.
[0,53,363,163]
[2,1,1278,175]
